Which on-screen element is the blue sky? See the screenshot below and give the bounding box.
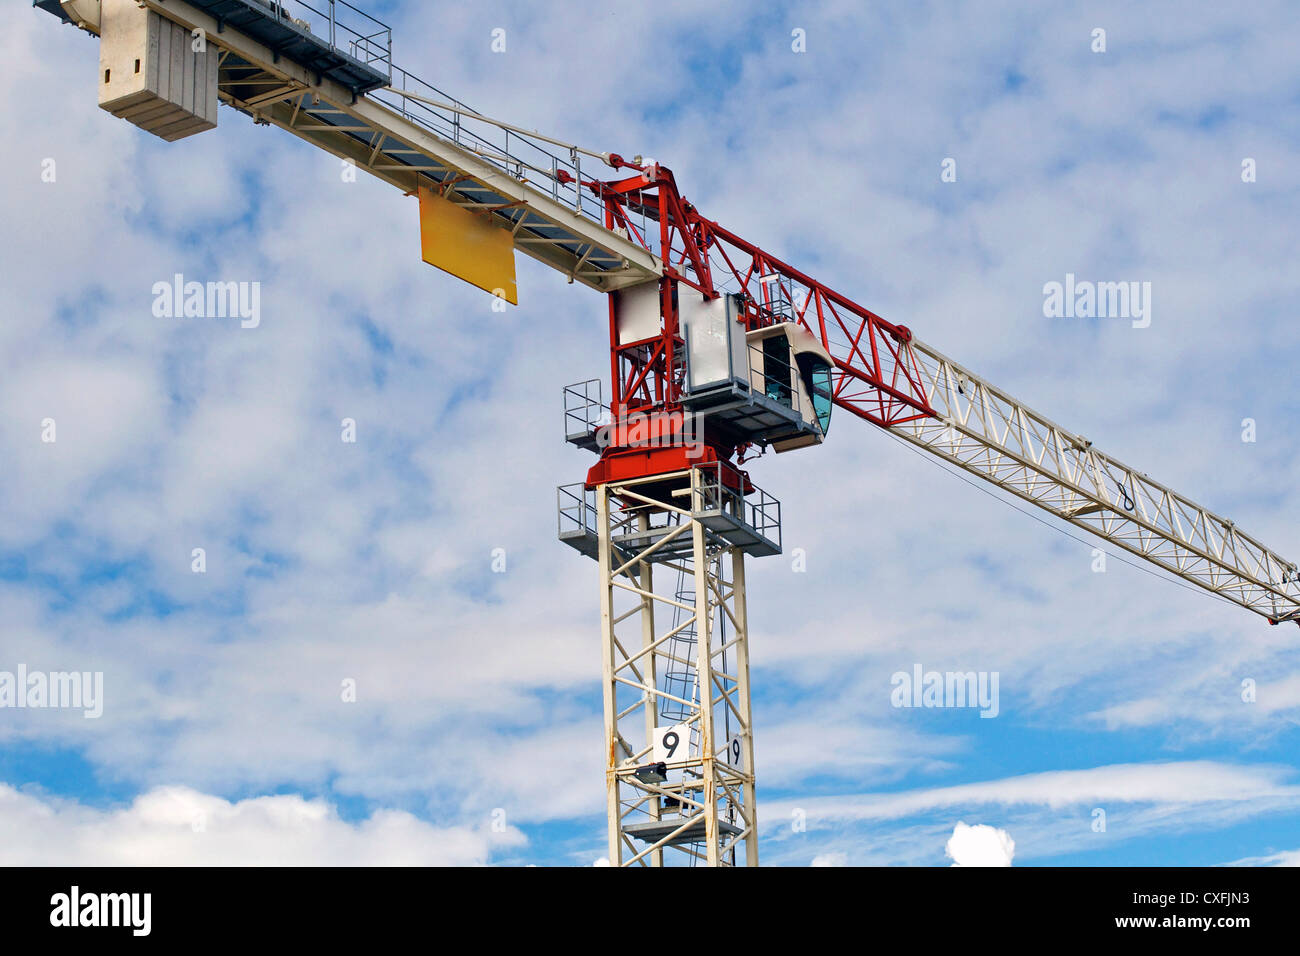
[1,0,1299,866]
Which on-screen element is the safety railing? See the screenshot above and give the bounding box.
[557,482,599,541]
[563,379,607,446]
[693,462,782,552]
[558,463,781,560]
[371,66,608,222]
[268,0,649,248]
[263,0,393,81]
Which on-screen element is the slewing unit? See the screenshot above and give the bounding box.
[612,281,834,458]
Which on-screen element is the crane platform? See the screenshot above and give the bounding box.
[36,0,391,95]
[622,816,742,848]
[558,466,782,561]
[186,0,390,95]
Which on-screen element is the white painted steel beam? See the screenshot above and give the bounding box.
[896,338,1300,622]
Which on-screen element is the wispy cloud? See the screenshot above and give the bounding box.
[0,784,522,865]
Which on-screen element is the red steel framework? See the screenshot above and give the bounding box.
[562,158,938,487]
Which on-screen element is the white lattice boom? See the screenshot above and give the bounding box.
[887,338,1300,623]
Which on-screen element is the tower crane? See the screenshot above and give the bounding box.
[33,0,1300,867]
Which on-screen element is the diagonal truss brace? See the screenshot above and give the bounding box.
[887,338,1300,623]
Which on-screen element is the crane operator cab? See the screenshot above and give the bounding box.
[680,291,834,452]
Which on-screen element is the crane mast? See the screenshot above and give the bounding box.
[34,0,1300,869]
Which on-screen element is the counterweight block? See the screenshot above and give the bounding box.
[97,0,219,142]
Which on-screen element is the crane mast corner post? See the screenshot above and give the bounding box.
[34,0,1300,869]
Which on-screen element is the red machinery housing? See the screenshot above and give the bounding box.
[577,159,937,491]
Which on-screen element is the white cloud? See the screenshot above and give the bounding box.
[762,761,1300,866]
[771,761,1300,824]
[1224,848,1300,867]
[945,822,1015,867]
[810,852,849,867]
[0,784,521,866]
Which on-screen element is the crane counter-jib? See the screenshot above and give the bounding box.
[43,0,662,292]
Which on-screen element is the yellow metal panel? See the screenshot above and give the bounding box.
[418,185,518,305]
